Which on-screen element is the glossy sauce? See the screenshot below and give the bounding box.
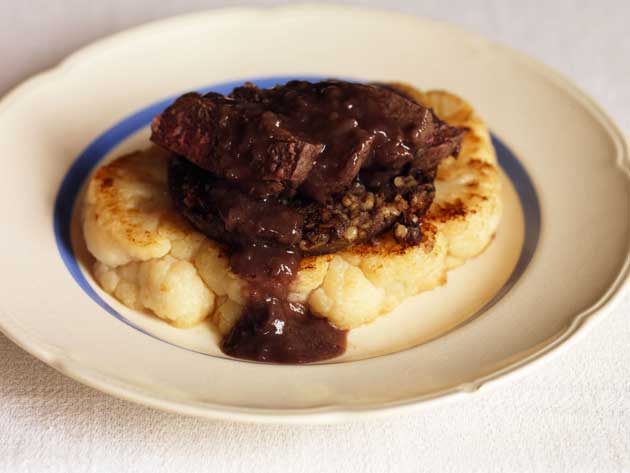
[223,243,347,363]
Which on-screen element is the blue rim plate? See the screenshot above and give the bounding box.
[53,76,541,360]
[0,6,628,422]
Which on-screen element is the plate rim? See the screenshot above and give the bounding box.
[0,4,629,424]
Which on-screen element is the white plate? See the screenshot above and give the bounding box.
[0,5,628,423]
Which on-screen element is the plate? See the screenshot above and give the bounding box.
[0,5,628,423]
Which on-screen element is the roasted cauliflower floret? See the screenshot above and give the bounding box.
[83,147,215,327]
[83,148,174,267]
[94,256,215,327]
[307,255,386,329]
[420,90,502,269]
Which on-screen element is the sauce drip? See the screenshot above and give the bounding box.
[223,244,347,363]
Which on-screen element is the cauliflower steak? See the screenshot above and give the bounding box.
[82,86,502,349]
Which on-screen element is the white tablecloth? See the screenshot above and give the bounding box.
[1,1,629,472]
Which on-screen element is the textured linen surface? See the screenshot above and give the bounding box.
[1,1,629,472]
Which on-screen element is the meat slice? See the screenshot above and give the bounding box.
[373,82,465,175]
[237,80,457,200]
[151,92,323,198]
[411,122,464,176]
[154,81,464,203]
[301,131,376,203]
[168,156,303,248]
